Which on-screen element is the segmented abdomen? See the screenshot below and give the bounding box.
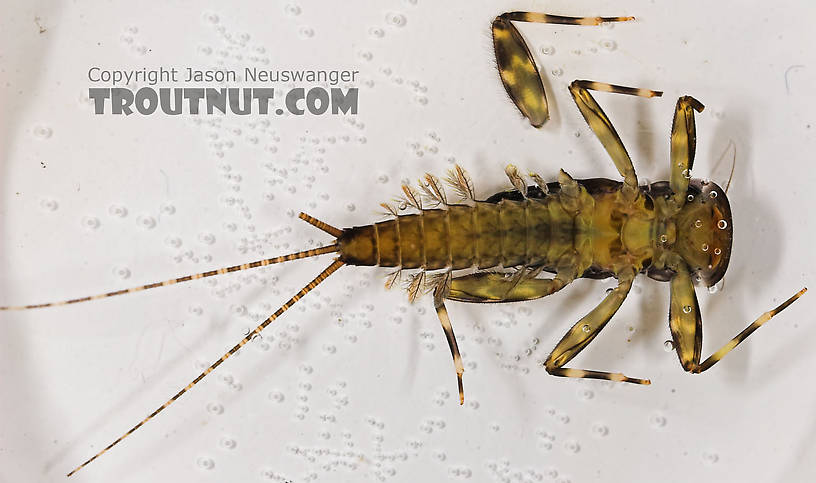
[338,197,576,271]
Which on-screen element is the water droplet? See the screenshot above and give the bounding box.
[664,340,675,351]
[540,45,555,55]
[717,219,728,229]
[581,324,591,333]
[196,457,215,470]
[682,305,692,314]
[385,12,407,27]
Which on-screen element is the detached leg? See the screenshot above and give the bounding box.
[568,80,662,200]
[669,263,807,373]
[492,14,633,128]
[544,269,650,384]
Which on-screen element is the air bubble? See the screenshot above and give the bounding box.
[702,451,719,464]
[299,26,315,38]
[40,198,59,212]
[660,234,668,243]
[202,12,219,24]
[385,12,407,27]
[369,27,385,38]
[82,216,100,230]
[284,4,301,16]
[717,219,728,229]
[269,391,285,403]
[166,236,183,248]
[701,243,709,252]
[563,439,580,454]
[681,169,691,179]
[591,423,609,437]
[694,219,703,228]
[682,305,692,314]
[136,215,157,230]
[220,437,237,450]
[714,248,722,255]
[206,402,224,415]
[649,412,667,429]
[108,204,128,218]
[112,266,131,280]
[663,340,675,351]
[196,457,215,470]
[709,191,718,199]
[540,45,555,55]
[600,39,617,51]
[581,324,590,333]
[160,203,176,215]
[198,233,216,245]
[551,67,564,77]
[377,174,389,184]
[578,388,594,401]
[33,124,53,139]
[687,194,695,202]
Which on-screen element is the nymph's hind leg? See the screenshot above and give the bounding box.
[447,270,575,303]
[492,13,634,128]
[668,263,807,373]
[434,300,466,405]
[668,96,705,211]
[433,267,576,403]
[568,80,662,200]
[543,269,650,384]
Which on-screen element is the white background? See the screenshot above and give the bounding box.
[1,1,815,482]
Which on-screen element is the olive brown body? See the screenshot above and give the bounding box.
[337,177,733,287]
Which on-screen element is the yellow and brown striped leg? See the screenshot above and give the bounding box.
[669,263,807,374]
[568,80,662,200]
[669,96,705,210]
[434,301,465,405]
[66,259,344,477]
[492,13,634,127]
[2,212,340,311]
[544,269,650,384]
[446,271,573,304]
